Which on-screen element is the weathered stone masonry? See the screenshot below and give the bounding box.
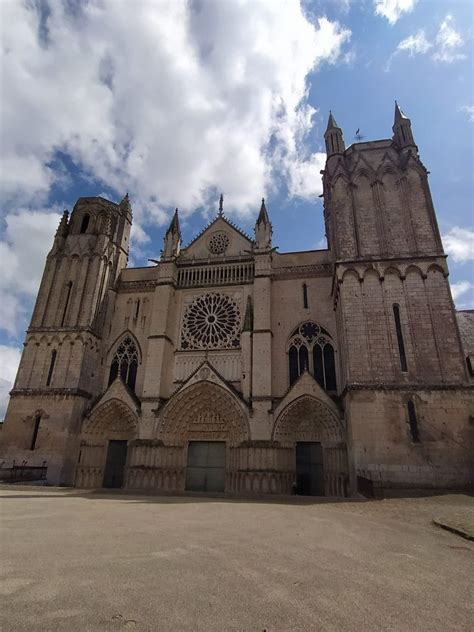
[1,104,472,496]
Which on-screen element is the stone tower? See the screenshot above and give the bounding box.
[1,196,132,484]
[322,104,471,489]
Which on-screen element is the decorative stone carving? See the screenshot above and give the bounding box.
[198,367,210,380]
[82,399,137,439]
[207,231,230,254]
[181,293,241,350]
[273,395,343,444]
[158,382,248,445]
[174,351,241,383]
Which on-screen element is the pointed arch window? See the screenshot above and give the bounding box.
[108,337,138,391]
[80,214,90,234]
[288,322,337,391]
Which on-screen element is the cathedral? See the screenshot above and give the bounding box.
[1,104,472,496]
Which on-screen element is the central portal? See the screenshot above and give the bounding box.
[296,442,324,496]
[185,441,226,492]
[103,440,128,489]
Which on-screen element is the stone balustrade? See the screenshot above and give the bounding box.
[177,261,254,288]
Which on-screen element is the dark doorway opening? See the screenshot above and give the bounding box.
[185,441,226,492]
[103,440,128,488]
[296,442,324,496]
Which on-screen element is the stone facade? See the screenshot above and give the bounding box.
[1,105,472,496]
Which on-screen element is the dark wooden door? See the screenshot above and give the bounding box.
[185,441,226,492]
[296,442,324,496]
[103,440,128,489]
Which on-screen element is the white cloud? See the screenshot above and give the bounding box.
[397,30,432,56]
[442,227,474,264]
[432,15,466,63]
[451,281,474,310]
[386,15,467,70]
[460,106,474,123]
[374,0,417,24]
[385,29,432,70]
[0,210,60,335]
[0,345,21,421]
[0,1,351,222]
[287,152,327,198]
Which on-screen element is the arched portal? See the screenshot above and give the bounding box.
[158,382,249,445]
[157,382,249,492]
[273,395,349,497]
[76,399,138,489]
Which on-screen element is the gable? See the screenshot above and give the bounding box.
[179,216,253,261]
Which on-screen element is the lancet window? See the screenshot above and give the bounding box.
[108,336,139,391]
[80,213,90,234]
[288,322,337,391]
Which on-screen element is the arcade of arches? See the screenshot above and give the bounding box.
[76,382,350,497]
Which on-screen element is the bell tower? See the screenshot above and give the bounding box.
[322,104,470,491]
[1,195,132,485]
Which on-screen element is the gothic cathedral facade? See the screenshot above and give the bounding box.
[1,105,472,496]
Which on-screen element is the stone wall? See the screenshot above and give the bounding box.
[347,388,473,491]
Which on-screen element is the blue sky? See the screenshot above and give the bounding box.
[0,0,473,416]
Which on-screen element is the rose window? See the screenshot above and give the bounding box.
[181,293,241,349]
[208,231,230,254]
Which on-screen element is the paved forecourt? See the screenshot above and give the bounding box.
[1,487,473,631]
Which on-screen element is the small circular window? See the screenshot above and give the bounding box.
[208,231,230,254]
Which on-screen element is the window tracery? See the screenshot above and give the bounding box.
[288,322,337,391]
[181,293,241,350]
[108,336,139,391]
[208,231,230,254]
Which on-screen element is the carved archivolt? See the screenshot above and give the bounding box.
[273,395,344,445]
[158,382,249,445]
[82,398,137,439]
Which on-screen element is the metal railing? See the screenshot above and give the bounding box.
[0,460,47,483]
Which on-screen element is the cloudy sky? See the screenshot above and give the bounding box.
[0,0,473,417]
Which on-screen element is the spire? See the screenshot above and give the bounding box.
[254,197,272,252]
[218,193,224,216]
[162,208,181,259]
[119,192,132,217]
[326,110,339,132]
[394,100,408,122]
[392,101,416,150]
[324,110,345,157]
[257,198,269,225]
[166,208,181,236]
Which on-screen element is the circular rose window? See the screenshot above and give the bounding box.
[208,231,230,254]
[181,293,241,349]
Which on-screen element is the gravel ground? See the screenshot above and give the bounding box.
[0,487,473,632]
